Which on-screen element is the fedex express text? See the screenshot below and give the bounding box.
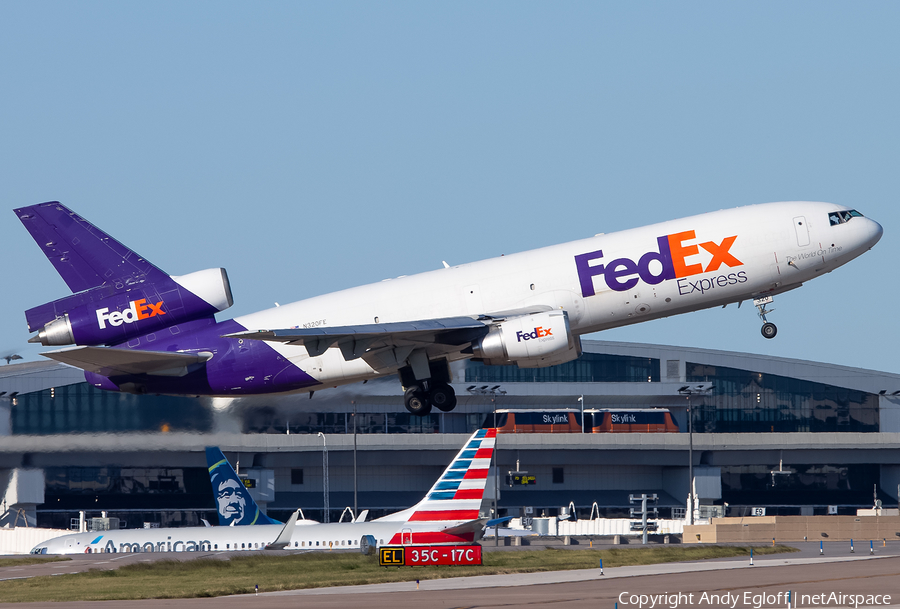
[575,230,747,298]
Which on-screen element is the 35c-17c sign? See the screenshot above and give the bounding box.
[379,545,482,566]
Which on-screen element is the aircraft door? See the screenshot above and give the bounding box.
[793,216,810,247]
[401,528,413,545]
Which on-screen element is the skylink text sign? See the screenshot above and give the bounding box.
[379,545,482,566]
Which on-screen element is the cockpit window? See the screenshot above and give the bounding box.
[828,209,864,225]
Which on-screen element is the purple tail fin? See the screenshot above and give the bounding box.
[16,202,233,347]
[14,201,169,293]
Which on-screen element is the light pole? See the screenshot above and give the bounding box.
[352,401,357,517]
[677,384,713,526]
[317,432,329,523]
[492,390,499,546]
[468,384,505,546]
[578,395,584,432]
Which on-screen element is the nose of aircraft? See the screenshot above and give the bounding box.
[862,216,884,249]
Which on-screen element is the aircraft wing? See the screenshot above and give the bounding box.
[492,528,539,537]
[443,517,534,540]
[227,316,490,359]
[42,346,212,377]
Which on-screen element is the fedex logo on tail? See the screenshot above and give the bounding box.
[575,230,744,297]
[96,299,165,329]
[516,327,553,342]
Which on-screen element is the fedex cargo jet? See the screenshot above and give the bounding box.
[31,429,497,555]
[15,201,882,415]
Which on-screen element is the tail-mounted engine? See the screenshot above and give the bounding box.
[471,310,582,368]
[27,268,233,347]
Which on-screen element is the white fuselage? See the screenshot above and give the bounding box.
[33,519,430,555]
[35,428,498,556]
[233,201,882,386]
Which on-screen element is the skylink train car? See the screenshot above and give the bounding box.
[585,408,679,433]
[482,409,582,433]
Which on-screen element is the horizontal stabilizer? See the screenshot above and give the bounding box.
[42,346,212,377]
[441,518,489,537]
[228,316,489,358]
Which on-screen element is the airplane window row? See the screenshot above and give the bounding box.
[158,538,393,553]
[291,539,360,548]
[209,538,389,551]
[215,542,262,550]
[829,210,864,225]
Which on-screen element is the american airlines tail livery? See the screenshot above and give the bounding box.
[31,429,497,555]
[16,201,882,415]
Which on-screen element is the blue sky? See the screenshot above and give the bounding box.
[2,3,898,376]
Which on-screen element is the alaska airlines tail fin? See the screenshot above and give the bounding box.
[205,447,281,526]
[15,202,233,347]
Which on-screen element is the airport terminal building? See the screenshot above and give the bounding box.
[1,339,899,531]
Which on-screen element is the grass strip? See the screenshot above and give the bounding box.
[0,556,70,568]
[0,544,797,603]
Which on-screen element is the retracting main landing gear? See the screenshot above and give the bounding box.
[754,296,777,339]
[403,381,457,416]
[400,359,457,416]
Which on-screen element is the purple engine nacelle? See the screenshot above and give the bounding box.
[27,268,234,347]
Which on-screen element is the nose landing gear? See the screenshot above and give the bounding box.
[754,296,777,339]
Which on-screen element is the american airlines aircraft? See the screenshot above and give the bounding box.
[15,201,882,415]
[31,429,497,555]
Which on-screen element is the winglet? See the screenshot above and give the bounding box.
[484,516,513,528]
[205,447,281,526]
[266,509,300,550]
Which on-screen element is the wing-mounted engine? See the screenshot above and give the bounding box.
[471,310,582,368]
[27,268,233,347]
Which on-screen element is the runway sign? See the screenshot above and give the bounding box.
[379,545,482,566]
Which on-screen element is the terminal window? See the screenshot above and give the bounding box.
[552,468,564,484]
[685,362,878,433]
[465,353,660,384]
[291,469,303,485]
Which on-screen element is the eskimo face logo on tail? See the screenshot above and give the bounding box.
[575,231,745,297]
[96,299,165,329]
[212,473,249,525]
